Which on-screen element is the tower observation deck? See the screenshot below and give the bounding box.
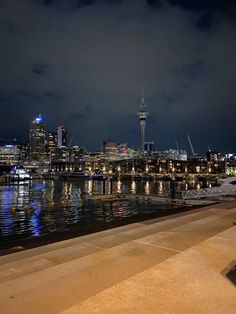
[137,88,149,156]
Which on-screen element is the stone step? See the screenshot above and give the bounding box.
[60,226,236,314]
[0,204,236,314]
[0,237,178,314]
[0,206,213,272]
[1,205,235,281]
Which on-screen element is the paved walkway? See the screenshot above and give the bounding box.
[0,201,236,313]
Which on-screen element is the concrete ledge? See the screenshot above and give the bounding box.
[62,226,236,314]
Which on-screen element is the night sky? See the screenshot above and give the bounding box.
[0,0,236,154]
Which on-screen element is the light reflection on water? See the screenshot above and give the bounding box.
[0,178,215,242]
[145,181,150,195]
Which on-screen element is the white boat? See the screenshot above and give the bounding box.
[218,177,236,186]
[7,166,32,181]
[182,176,236,200]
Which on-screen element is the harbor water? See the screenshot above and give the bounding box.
[0,178,215,245]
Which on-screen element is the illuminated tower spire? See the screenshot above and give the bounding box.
[137,83,149,156]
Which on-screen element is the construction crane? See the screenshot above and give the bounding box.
[174,140,179,151]
[187,134,195,157]
[69,135,73,147]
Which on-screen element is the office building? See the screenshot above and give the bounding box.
[57,126,67,147]
[29,114,46,160]
[103,140,118,161]
[47,131,57,159]
[144,141,155,156]
[0,145,21,165]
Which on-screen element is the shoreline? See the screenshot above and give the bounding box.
[1,200,235,313]
[0,203,206,256]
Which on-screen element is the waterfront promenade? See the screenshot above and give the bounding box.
[0,201,236,313]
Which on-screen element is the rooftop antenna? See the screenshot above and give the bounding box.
[140,76,145,109]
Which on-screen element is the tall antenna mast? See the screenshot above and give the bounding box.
[140,76,145,108]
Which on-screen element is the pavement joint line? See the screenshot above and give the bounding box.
[83,242,106,250]
[134,240,182,253]
[214,235,235,241]
[216,235,231,240]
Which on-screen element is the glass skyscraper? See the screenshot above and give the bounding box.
[29,115,46,160]
[57,125,67,147]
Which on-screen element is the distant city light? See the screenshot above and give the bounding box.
[34,114,45,122]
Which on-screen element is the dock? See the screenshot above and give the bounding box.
[86,192,217,207]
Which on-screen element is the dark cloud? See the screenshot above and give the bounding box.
[76,0,96,9]
[196,12,214,30]
[36,0,96,11]
[20,91,32,97]
[167,0,236,12]
[0,0,235,153]
[69,112,84,119]
[44,91,65,101]
[173,61,204,79]
[84,104,92,112]
[1,20,16,32]
[158,91,176,106]
[146,0,162,7]
[32,63,49,75]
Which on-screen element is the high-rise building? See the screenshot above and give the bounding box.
[103,140,118,161]
[137,88,149,156]
[144,141,155,156]
[57,126,67,147]
[29,114,46,160]
[117,143,128,160]
[48,132,57,149]
[47,131,57,159]
[0,145,21,165]
[154,149,187,161]
[206,150,221,161]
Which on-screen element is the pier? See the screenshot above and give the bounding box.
[85,192,216,207]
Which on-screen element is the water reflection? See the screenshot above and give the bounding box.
[84,180,93,195]
[116,180,121,194]
[145,181,150,195]
[131,180,136,194]
[0,178,217,243]
[30,207,42,237]
[157,181,164,196]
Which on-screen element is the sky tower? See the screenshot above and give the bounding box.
[137,87,149,156]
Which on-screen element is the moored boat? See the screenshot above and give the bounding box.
[6,166,32,181]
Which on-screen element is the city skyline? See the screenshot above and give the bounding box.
[0,0,236,153]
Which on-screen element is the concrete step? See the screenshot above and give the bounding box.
[1,205,235,282]
[61,226,236,314]
[0,237,178,314]
[0,206,215,270]
[0,204,236,313]
[0,207,204,266]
